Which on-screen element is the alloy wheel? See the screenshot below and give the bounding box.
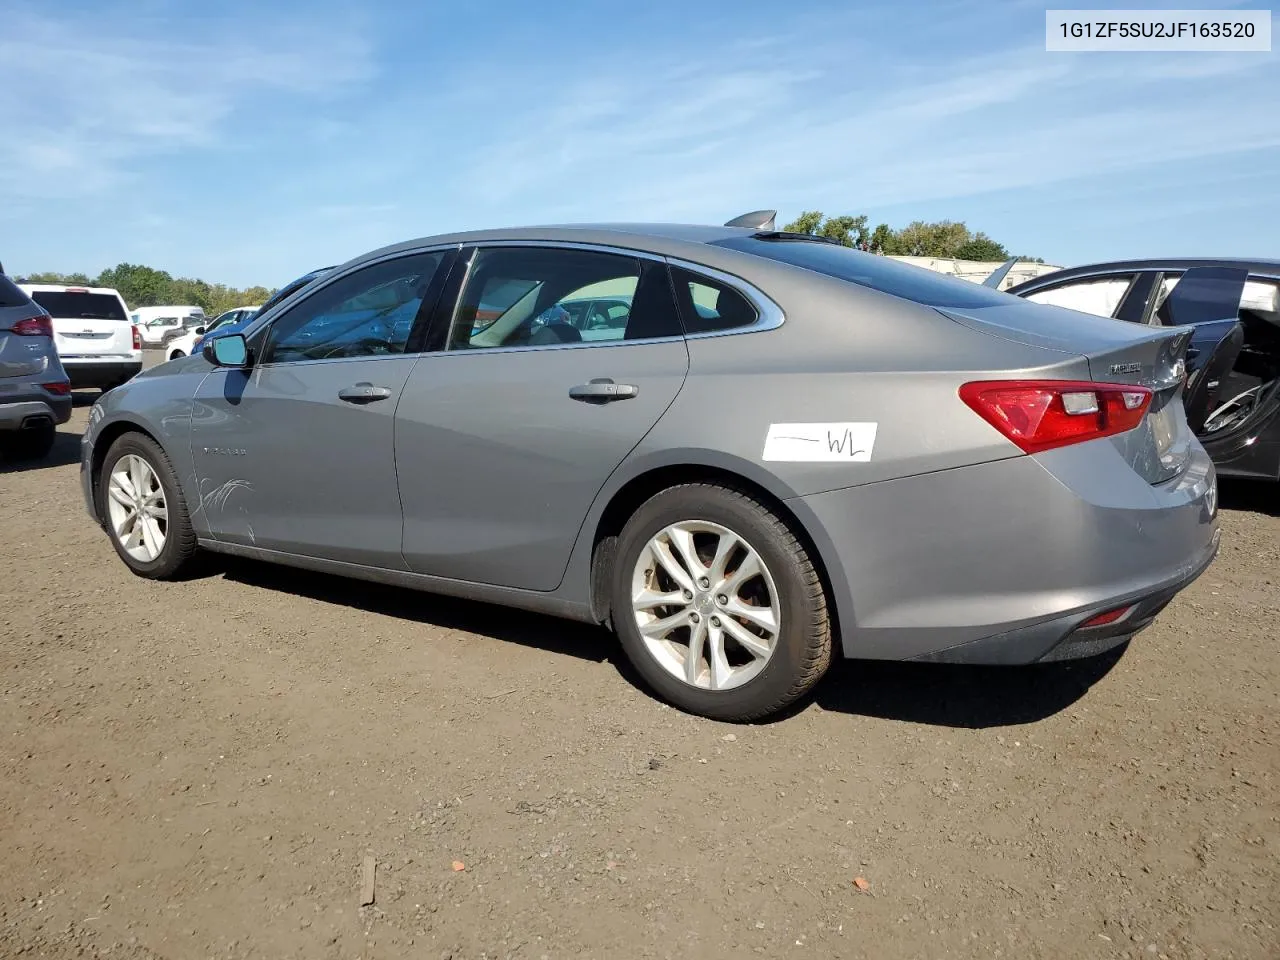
[106,454,168,563]
[630,520,780,691]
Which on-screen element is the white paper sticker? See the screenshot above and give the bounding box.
[762,422,878,462]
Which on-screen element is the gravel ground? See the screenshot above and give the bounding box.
[1,374,1277,960]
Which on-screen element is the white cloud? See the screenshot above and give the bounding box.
[0,3,374,200]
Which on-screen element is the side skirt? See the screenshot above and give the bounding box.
[197,539,600,625]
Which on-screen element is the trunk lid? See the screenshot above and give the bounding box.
[28,290,134,359]
[0,305,52,378]
[939,300,1198,484]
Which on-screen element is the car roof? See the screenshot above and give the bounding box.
[20,283,126,296]
[351,223,758,267]
[1008,257,1280,292]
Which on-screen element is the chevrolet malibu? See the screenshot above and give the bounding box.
[81,218,1222,721]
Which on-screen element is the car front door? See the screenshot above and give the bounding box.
[395,244,690,591]
[189,249,452,567]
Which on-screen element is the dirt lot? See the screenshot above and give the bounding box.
[2,370,1277,960]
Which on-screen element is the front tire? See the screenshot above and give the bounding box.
[168,349,186,361]
[98,432,199,579]
[610,483,832,722]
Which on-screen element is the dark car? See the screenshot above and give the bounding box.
[0,275,72,459]
[1008,259,1280,481]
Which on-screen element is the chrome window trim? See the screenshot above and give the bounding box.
[434,240,784,355]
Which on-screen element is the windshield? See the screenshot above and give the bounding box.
[29,291,128,320]
[713,236,1015,309]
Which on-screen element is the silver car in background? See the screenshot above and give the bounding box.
[0,274,72,459]
[79,218,1220,721]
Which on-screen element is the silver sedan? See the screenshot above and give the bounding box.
[80,217,1221,721]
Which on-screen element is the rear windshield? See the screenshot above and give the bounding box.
[0,275,30,308]
[30,291,128,321]
[713,237,1015,309]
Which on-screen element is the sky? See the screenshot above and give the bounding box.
[1,0,1277,287]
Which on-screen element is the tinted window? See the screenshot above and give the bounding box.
[264,253,445,364]
[1024,276,1135,318]
[449,248,681,349]
[29,291,127,321]
[0,275,29,308]
[714,236,1014,309]
[258,267,336,316]
[668,266,760,334]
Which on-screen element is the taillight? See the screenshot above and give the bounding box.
[41,381,71,396]
[12,314,53,337]
[960,380,1152,454]
[131,324,142,350]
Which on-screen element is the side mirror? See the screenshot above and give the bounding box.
[193,326,206,335]
[204,334,249,368]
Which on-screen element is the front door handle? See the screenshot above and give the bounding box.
[338,382,393,404]
[569,378,639,404]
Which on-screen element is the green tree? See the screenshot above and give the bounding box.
[781,210,868,247]
[95,263,173,308]
[952,234,1009,261]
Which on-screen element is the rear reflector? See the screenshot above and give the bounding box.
[131,324,142,350]
[41,381,71,396]
[1079,605,1134,629]
[12,314,53,337]
[959,379,1153,454]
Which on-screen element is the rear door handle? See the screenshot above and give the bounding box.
[338,382,393,404]
[569,378,639,404]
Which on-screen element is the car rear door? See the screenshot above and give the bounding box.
[28,289,133,361]
[1156,266,1248,434]
[395,244,690,592]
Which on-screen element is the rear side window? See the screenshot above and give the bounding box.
[669,266,760,334]
[29,291,128,321]
[449,247,683,349]
[0,275,29,308]
[714,236,1013,309]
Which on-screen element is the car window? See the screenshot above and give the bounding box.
[0,275,29,308]
[713,235,1013,309]
[668,267,760,334]
[1023,276,1135,318]
[264,252,445,364]
[1154,272,1279,326]
[29,291,128,321]
[449,248,682,350]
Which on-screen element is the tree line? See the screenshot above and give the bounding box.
[782,211,1043,262]
[14,262,275,317]
[14,215,1041,315]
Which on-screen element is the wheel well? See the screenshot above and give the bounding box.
[588,465,840,636]
[89,421,162,514]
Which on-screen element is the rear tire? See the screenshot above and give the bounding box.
[168,349,186,361]
[610,483,832,722]
[5,423,56,460]
[98,432,199,579]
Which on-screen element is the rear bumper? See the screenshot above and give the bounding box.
[62,358,143,388]
[0,396,73,430]
[790,440,1220,665]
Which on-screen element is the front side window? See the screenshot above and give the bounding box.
[449,247,682,350]
[1024,276,1135,318]
[264,252,445,364]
